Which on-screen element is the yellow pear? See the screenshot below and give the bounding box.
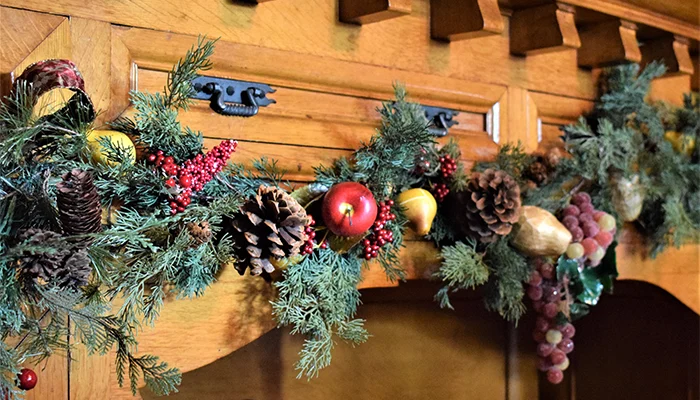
[86,130,136,166]
[511,206,572,257]
[397,188,437,236]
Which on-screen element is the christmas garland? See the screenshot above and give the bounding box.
[1,37,698,397]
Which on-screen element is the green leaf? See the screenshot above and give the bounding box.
[597,241,619,293]
[578,267,604,306]
[569,303,590,321]
[556,256,579,281]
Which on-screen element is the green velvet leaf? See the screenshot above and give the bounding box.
[578,267,604,306]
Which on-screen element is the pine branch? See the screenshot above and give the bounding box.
[434,240,489,310]
[483,238,531,322]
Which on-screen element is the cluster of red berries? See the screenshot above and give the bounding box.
[439,154,457,179]
[300,216,327,255]
[146,140,238,214]
[362,200,396,260]
[431,182,449,203]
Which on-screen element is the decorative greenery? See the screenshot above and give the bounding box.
[434,240,489,310]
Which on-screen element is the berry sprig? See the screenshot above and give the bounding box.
[300,216,328,255]
[146,140,238,214]
[439,154,457,179]
[527,259,575,385]
[362,199,396,260]
[560,192,615,267]
[431,182,449,203]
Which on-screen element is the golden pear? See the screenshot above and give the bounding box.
[397,188,437,236]
[86,130,136,166]
[511,206,572,257]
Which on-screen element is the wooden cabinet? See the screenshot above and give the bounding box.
[1,1,698,399]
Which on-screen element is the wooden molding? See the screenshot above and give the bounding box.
[693,54,700,91]
[339,0,411,24]
[641,35,695,76]
[578,19,642,68]
[431,0,504,42]
[510,3,581,56]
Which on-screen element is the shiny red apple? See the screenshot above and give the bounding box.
[322,182,378,237]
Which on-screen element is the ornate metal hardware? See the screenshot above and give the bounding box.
[191,76,276,117]
[423,105,459,137]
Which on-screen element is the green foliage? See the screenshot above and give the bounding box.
[474,142,534,184]
[483,238,531,322]
[272,248,368,379]
[434,240,489,310]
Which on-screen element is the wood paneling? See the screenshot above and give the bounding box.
[430,0,504,41]
[339,0,412,24]
[578,19,642,68]
[510,3,581,56]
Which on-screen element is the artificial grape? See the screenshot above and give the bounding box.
[546,329,563,345]
[562,205,581,217]
[533,330,546,342]
[529,270,543,286]
[581,238,598,256]
[578,212,593,223]
[537,357,553,372]
[527,286,544,301]
[555,356,570,371]
[545,287,560,303]
[566,243,585,259]
[589,246,606,262]
[537,343,555,357]
[594,231,614,248]
[570,226,584,242]
[558,338,574,354]
[550,349,567,365]
[562,215,579,232]
[540,263,555,280]
[532,300,544,313]
[593,210,606,221]
[535,316,550,332]
[547,368,564,384]
[543,302,559,319]
[598,214,616,232]
[581,220,600,238]
[571,192,591,206]
[560,323,576,338]
[579,201,595,214]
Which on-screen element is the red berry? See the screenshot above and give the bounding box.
[547,368,564,384]
[17,368,37,390]
[179,175,193,188]
[147,154,157,163]
[163,156,174,165]
[165,178,176,188]
[581,238,598,256]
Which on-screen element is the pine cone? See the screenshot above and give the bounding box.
[56,169,102,237]
[450,169,522,243]
[16,229,92,288]
[187,221,212,245]
[526,161,549,185]
[221,185,310,276]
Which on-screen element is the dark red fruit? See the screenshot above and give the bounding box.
[17,368,37,390]
[547,368,564,384]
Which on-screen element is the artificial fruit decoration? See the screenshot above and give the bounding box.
[86,130,136,166]
[322,182,378,237]
[397,188,437,236]
[610,173,645,222]
[511,206,572,257]
[664,130,695,157]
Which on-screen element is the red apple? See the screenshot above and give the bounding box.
[322,182,378,237]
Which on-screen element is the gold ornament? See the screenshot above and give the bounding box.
[610,173,645,222]
[397,188,437,236]
[664,131,695,157]
[86,130,136,166]
[511,206,572,257]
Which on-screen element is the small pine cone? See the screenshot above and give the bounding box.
[16,229,92,288]
[56,169,102,237]
[187,221,212,245]
[221,185,310,276]
[526,161,549,185]
[449,169,522,243]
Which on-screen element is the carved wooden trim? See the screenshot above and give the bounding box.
[642,35,695,76]
[510,3,581,56]
[430,0,504,42]
[339,0,411,24]
[578,19,642,68]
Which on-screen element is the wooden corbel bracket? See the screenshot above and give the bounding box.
[641,35,695,76]
[431,0,504,42]
[510,2,581,56]
[339,0,411,25]
[578,19,642,68]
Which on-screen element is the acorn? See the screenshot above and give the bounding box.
[396,188,437,236]
[511,206,572,257]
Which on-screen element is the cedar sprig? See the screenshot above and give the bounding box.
[434,240,489,310]
[483,237,531,322]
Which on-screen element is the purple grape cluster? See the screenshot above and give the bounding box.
[560,192,615,267]
[527,259,575,384]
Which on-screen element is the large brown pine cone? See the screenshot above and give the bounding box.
[56,169,102,237]
[449,169,522,243]
[221,185,310,276]
[17,229,92,288]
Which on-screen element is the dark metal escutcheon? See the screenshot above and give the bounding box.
[423,105,459,137]
[191,76,276,117]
